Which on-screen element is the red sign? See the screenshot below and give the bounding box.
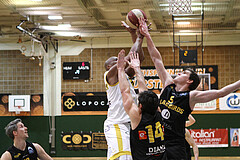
[189,129,228,147]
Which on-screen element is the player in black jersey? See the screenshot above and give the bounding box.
[117,50,165,160]
[1,119,53,160]
[138,17,240,160]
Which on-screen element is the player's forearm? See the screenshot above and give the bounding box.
[131,32,137,43]
[133,66,147,93]
[145,34,163,63]
[193,145,199,160]
[219,80,240,98]
[118,68,131,94]
[129,37,145,62]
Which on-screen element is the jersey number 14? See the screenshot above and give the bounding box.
[145,121,164,143]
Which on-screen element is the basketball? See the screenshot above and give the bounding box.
[126,9,147,29]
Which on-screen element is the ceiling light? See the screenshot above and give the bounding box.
[58,24,71,27]
[174,17,202,20]
[179,30,195,33]
[31,0,42,1]
[21,11,54,15]
[40,26,59,30]
[177,22,190,25]
[175,33,201,36]
[40,24,71,31]
[48,15,63,20]
[55,32,80,37]
[17,7,61,10]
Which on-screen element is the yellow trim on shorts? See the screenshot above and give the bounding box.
[114,124,123,151]
[109,151,132,160]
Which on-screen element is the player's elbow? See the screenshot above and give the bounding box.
[192,118,196,124]
[122,98,132,113]
[120,87,130,96]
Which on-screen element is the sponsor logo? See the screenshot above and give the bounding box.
[14,153,21,158]
[62,134,91,144]
[28,146,34,154]
[159,99,184,114]
[147,145,165,155]
[179,93,188,96]
[227,94,240,109]
[191,129,215,138]
[161,109,170,119]
[64,98,75,109]
[138,130,147,140]
[63,96,108,109]
[77,100,106,107]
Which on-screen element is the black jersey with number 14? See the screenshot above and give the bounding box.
[130,112,165,160]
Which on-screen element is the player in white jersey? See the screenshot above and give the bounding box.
[104,24,145,160]
[104,71,137,124]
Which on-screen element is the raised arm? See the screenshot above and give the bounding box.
[117,50,141,129]
[190,80,240,109]
[121,21,137,43]
[185,129,199,160]
[186,114,196,127]
[125,35,145,78]
[138,17,173,88]
[129,52,147,93]
[121,21,145,78]
[33,143,53,160]
[121,21,144,62]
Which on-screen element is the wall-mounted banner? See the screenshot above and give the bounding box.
[230,128,240,147]
[134,65,218,91]
[219,93,240,110]
[63,92,108,111]
[189,128,228,148]
[61,132,107,150]
[193,100,216,111]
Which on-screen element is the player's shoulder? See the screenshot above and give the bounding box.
[1,151,12,160]
[32,142,40,148]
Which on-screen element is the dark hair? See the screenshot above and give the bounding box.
[138,91,159,115]
[185,68,200,91]
[5,118,22,140]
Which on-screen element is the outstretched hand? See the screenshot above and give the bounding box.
[117,49,127,70]
[129,51,140,69]
[138,17,150,37]
[121,21,136,34]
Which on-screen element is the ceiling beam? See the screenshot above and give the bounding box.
[76,0,108,28]
[223,0,236,24]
